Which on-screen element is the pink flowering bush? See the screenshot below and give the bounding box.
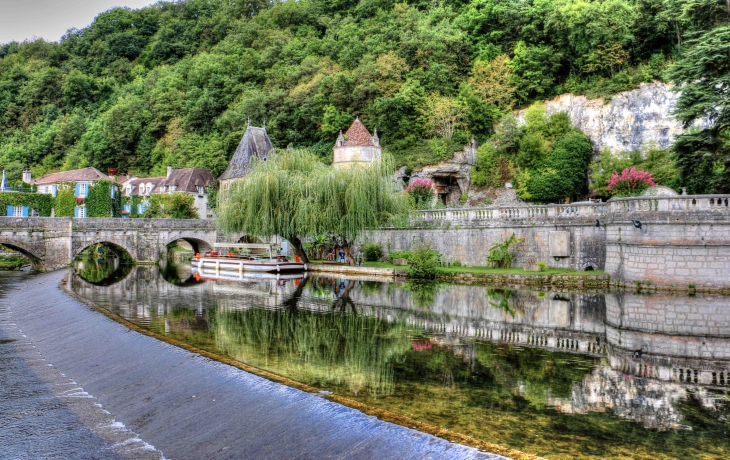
[606,168,656,197]
[406,178,436,208]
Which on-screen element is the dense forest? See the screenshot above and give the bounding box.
[0,0,727,194]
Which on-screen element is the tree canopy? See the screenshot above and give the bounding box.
[217,149,407,261]
[0,0,696,186]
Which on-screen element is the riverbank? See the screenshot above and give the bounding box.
[308,262,610,288]
[1,269,510,460]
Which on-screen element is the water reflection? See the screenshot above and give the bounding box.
[73,243,133,285]
[70,265,730,459]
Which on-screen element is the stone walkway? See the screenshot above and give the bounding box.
[0,270,504,460]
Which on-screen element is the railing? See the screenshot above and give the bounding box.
[607,195,730,213]
[411,202,607,223]
[411,195,730,224]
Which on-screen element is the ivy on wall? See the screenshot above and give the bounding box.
[0,192,54,216]
[85,180,121,218]
[143,193,198,219]
[121,195,144,218]
[55,184,76,217]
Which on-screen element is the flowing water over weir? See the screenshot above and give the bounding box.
[68,263,730,460]
[0,268,501,460]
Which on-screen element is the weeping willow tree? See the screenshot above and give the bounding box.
[217,149,408,263]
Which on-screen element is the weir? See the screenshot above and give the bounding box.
[2,270,503,460]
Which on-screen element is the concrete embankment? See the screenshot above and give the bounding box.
[1,270,505,460]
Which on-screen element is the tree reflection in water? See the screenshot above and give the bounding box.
[71,266,730,459]
[73,243,133,286]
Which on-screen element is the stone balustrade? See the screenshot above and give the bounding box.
[411,195,730,225]
[411,202,607,224]
[607,194,730,214]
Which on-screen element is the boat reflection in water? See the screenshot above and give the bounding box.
[70,264,730,460]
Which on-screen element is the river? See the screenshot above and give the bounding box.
[70,260,730,459]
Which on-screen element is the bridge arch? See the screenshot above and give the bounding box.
[0,240,42,270]
[73,241,135,260]
[165,237,214,254]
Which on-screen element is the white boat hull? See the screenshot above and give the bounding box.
[192,257,306,273]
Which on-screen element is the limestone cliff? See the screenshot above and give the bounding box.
[516,82,711,154]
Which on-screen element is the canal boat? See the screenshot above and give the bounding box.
[192,243,306,273]
[192,267,305,283]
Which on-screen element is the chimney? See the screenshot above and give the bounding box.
[107,168,118,179]
[22,169,32,184]
[167,166,173,178]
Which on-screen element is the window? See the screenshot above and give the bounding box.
[75,183,88,197]
[170,185,176,192]
[79,207,86,218]
[160,186,166,192]
[12,206,23,217]
[197,186,204,195]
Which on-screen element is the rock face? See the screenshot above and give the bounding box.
[516,81,711,155]
[406,138,477,207]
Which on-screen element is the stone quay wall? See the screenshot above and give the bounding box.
[367,195,730,290]
[369,202,608,271]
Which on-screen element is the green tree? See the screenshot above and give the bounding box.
[217,149,407,263]
[670,25,730,193]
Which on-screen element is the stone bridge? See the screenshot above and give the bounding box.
[0,217,217,270]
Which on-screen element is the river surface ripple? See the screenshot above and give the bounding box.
[71,262,730,460]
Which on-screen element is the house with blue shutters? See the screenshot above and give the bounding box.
[29,167,117,218]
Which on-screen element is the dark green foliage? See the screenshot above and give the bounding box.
[85,180,120,217]
[54,186,76,217]
[407,244,440,279]
[669,24,730,193]
[0,192,54,216]
[0,0,683,177]
[521,132,593,202]
[363,242,383,262]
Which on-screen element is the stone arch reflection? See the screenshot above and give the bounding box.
[73,241,134,285]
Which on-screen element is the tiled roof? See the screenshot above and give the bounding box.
[343,119,375,146]
[219,126,274,181]
[124,168,214,196]
[161,168,214,193]
[126,177,166,196]
[32,167,111,185]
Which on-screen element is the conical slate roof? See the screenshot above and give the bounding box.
[219,126,274,181]
[343,119,376,146]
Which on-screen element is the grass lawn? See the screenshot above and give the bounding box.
[361,261,605,276]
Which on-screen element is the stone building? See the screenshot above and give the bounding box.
[332,118,381,168]
[120,167,214,218]
[30,167,117,218]
[219,124,274,195]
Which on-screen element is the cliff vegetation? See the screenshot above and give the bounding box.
[0,0,727,193]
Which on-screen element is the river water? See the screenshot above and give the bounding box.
[69,261,730,459]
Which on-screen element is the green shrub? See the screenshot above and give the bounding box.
[407,243,440,279]
[487,233,525,268]
[388,250,412,263]
[363,242,383,262]
[537,261,546,272]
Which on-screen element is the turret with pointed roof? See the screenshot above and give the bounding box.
[220,124,274,183]
[333,118,382,168]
